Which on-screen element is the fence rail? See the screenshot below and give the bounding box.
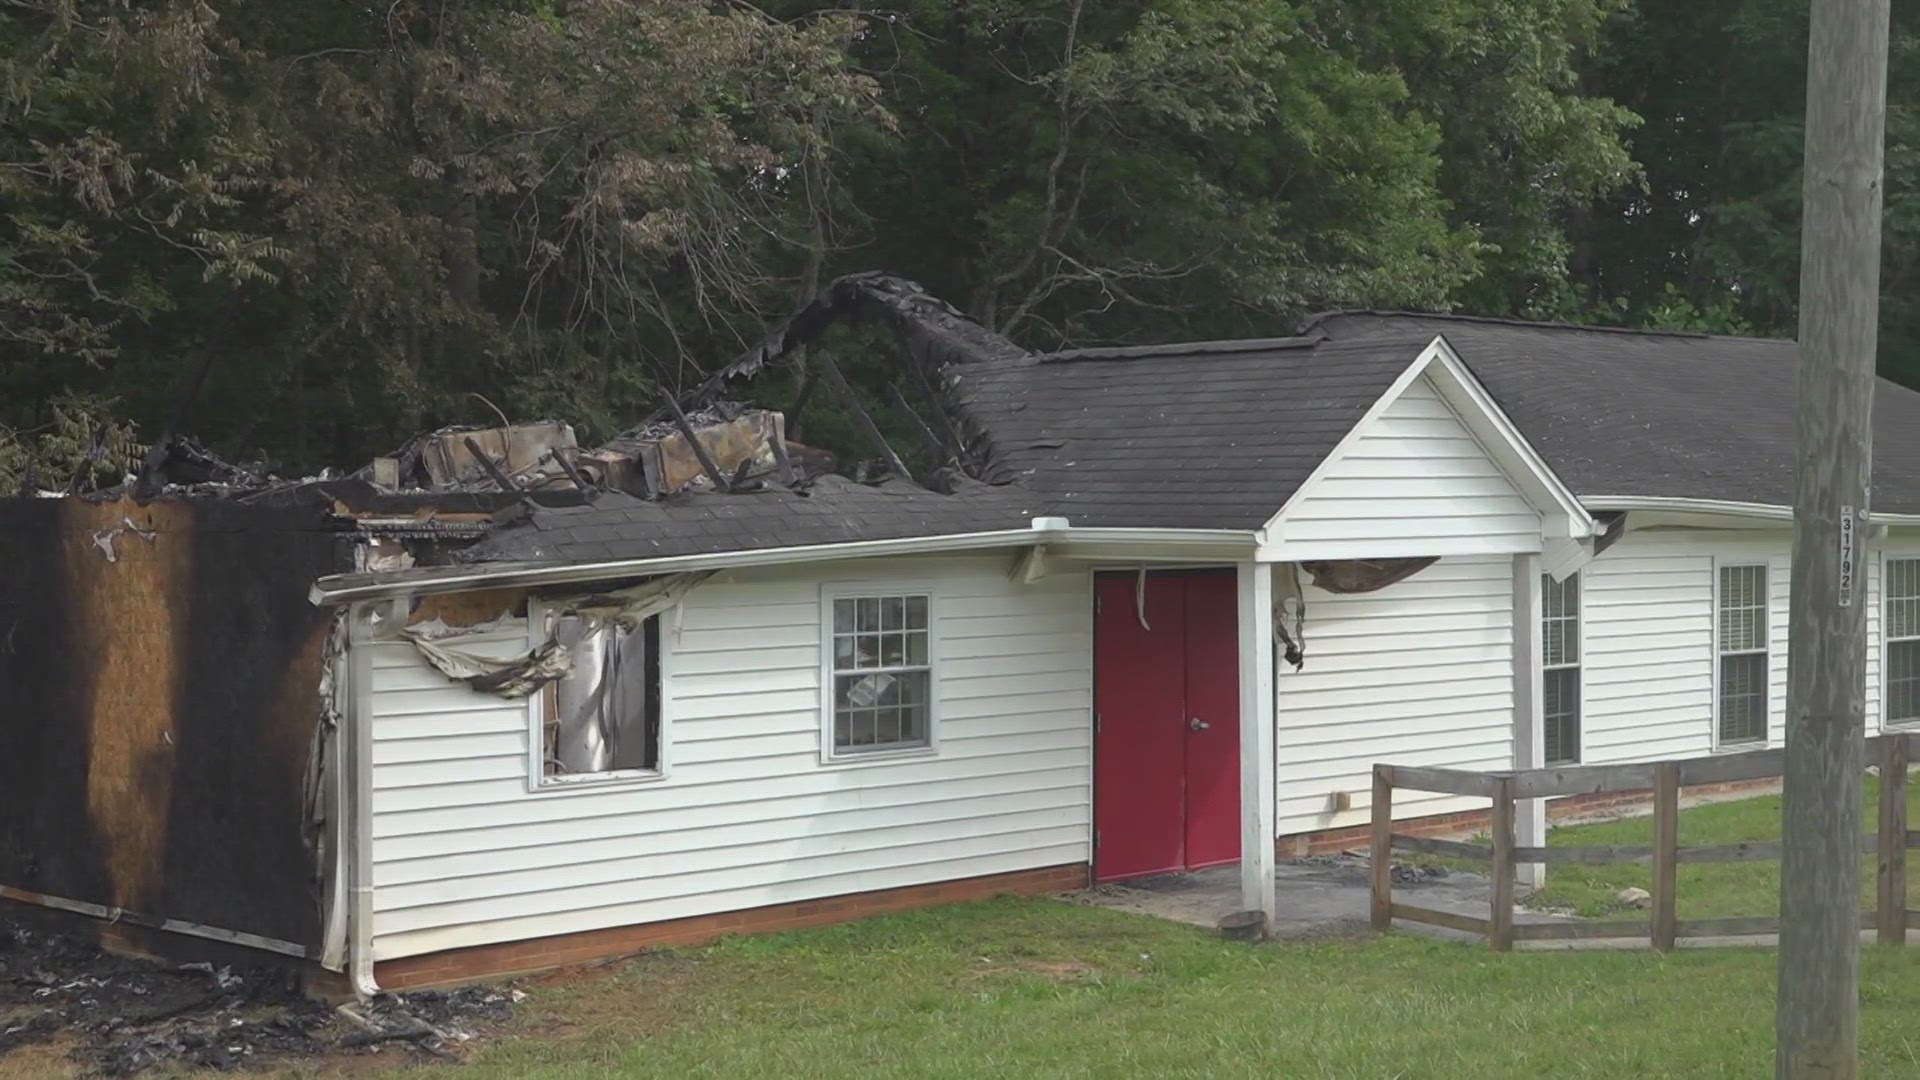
[1369,732,1919,951]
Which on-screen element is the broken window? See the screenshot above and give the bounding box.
[828,594,932,755]
[539,610,662,782]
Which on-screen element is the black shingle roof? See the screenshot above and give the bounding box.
[461,311,1920,567]
[1302,311,1920,514]
[948,335,1427,528]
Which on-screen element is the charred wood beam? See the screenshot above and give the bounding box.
[786,353,819,442]
[818,355,913,483]
[464,436,523,493]
[768,427,796,486]
[901,357,971,467]
[677,272,1030,414]
[549,447,593,493]
[887,381,949,463]
[661,392,732,493]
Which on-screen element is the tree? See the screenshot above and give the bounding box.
[1,0,881,469]
[1571,0,1920,388]
[771,0,1635,346]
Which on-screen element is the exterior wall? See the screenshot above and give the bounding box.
[1273,554,1515,836]
[362,554,1091,962]
[1273,524,1920,841]
[0,494,340,954]
[1268,374,1543,560]
[1581,526,1918,762]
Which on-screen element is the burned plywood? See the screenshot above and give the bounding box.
[0,493,344,953]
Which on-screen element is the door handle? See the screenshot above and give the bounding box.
[1188,717,1210,731]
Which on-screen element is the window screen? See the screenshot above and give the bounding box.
[830,595,931,753]
[1888,558,1920,725]
[1542,572,1580,765]
[1717,564,1769,745]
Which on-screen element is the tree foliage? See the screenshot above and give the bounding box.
[34,0,1881,475]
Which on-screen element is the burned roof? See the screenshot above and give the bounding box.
[343,289,1920,578]
[1301,310,1920,514]
[947,335,1431,529]
[457,475,1041,563]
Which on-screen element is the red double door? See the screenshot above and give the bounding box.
[1093,569,1241,882]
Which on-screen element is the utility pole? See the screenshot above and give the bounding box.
[1778,1,1889,1076]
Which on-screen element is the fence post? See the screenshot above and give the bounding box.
[1489,775,1515,951]
[1651,762,1680,952]
[1879,734,1909,945]
[1371,765,1394,931]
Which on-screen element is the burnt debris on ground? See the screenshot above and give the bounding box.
[0,919,520,1076]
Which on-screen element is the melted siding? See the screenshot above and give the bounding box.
[1272,375,1543,559]
[364,555,1091,961]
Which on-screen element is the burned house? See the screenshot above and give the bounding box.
[15,273,1920,991]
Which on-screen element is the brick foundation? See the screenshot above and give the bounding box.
[1276,776,1782,858]
[373,862,1091,990]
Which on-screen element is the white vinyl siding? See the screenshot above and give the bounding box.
[362,554,1091,962]
[1273,555,1513,835]
[1268,375,1543,560]
[1716,563,1770,746]
[1887,557,1920,726]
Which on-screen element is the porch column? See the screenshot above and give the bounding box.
[1511,553,1547,887]
[1237,560,1278,926]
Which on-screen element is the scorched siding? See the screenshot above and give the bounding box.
[362,554,1091,962]
[1273,554,1515,836]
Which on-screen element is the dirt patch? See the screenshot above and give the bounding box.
[0,918,521,1076]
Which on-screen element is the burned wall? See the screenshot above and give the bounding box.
[0,495,345,951]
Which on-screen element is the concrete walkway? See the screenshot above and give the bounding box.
[1060,856,1568,942]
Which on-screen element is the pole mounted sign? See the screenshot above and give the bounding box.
[1839,507,1856,608]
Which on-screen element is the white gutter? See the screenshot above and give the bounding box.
[309,522,1260,605]
[1583,495,1920,525]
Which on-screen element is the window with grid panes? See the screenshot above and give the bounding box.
[1887,558,1920,725]
[829,594,931,753]
[1542,572,1580,765]
[1716,564,1769,745]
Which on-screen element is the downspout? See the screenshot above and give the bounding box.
[346,600,383,998]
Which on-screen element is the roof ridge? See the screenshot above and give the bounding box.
[1296,308,1792,344]
[1037,335,1327,363]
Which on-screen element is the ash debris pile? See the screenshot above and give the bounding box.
[0,920,520,1075]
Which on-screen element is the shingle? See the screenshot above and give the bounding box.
[948,335,1421,528]
[1304,311,1920,514]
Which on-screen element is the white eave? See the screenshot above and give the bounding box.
[308,521,1260,604]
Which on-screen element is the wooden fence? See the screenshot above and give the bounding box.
[1369,732,1919,950]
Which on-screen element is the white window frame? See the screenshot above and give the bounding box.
[1884,552,1920,730]
[1712,560,1771,749]
[819,584,939,765]
[523,597,672,793]
[1541,571,1581,766]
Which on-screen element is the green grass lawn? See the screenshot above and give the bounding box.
[351,787,1920,1079]
[394,897,1920,1079]
[11,789,1897,1078]
[1527,778,1916,919]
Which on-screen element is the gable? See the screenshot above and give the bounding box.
[1260,370,1545,560]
